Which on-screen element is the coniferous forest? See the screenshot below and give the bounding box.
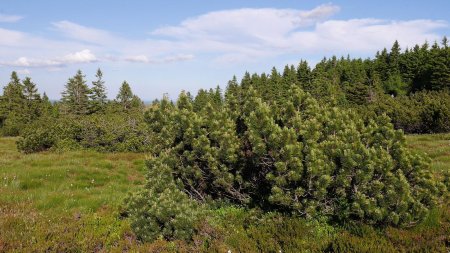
[1,39,449,252]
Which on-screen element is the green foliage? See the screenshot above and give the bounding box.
[89,68,108,113]
[0,72,49,136]
[365,91,450,133]
[142,82,446,227]
[116,81,134,110]
[17,112,152,153]
[16,119,56,153]
[124,158,201,242]
[61,70,91,115]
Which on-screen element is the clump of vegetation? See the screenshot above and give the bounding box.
[138,84,445,230]
[124,158,202,242]
[17,112,151,153]
[14,70,149,153]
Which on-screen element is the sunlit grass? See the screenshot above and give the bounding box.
[0,138,146,214]
[0,137,149,251]
[406,133,450,177]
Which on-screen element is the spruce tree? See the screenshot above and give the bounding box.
[89,68,107,113]
[430,38,450,90]
[61,70,91,115]
[22,77,41,122]
[297,60,312,91]
[0,72,26,135]
[1,71,24,112]
[40,92,53,116]
[116,81,134,110]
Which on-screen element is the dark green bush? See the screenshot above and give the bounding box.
[16,119,56,153]
[364,91,450,134]
[16,112,152,153]
[124,158,202,242]
[138,85,445,228]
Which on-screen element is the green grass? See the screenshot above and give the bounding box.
[0,138,146,214]
[0,137,149,252]
[0,135,448,252]
[406,133,450,178]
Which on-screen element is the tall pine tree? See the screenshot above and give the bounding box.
[61,70,91,115]
[89,68,107,113]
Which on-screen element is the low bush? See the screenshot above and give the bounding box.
[17,113,152,153]
[139,85,445,228]
[364,91,450,134]
[124,158,202,242]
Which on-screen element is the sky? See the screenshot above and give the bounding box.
[0,0,449,101]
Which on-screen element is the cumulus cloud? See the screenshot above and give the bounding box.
[62,49,97,63]
[153,4,339,40]
[151,5,447,59]
[0,28,27,46]
[0,49,97,67]
[290,19,448,54]
[0,14,23,23]
[0,57,61,67]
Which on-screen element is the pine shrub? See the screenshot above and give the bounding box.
[124,158,201,242]
[140,84,445,227]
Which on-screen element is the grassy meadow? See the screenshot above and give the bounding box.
[0,134,449,252]
[0,137,148,252]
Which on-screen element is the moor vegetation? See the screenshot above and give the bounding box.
[0,39,449,252]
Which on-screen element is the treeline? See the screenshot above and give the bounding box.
[233,38,450,133]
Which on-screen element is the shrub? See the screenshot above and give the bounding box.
[16,117,56,153]
[140,85,445,227]
[364,91,450,134]
[124,158,202,242]
[17,112,152,153]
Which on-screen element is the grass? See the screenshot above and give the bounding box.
[406,133,450,175]
[0,138,146,214]
[0,134,449,252]
[0,137,149,252]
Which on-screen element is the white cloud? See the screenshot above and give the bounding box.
[0,28,26,46]
[0,57,61,67]
[159,54,194,63]
[0,4,447,69]
[290,19,448,54]
[62,49,97,63]
[151,6,447,60]
[0,49,97,67]
[125,55,149,63]
[153,4,339,40]
[0,14,23,23]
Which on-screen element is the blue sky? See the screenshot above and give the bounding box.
[0,0,449,100]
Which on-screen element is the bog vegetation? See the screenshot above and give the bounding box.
[0,39,449,251]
